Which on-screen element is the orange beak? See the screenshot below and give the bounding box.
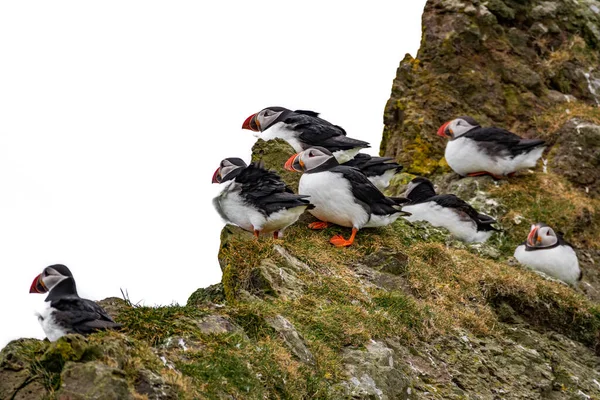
[437,121,451,138]
[527,225,539,247]
[29,274,48,294]
[242,113,259,131]
[284,153,303,172]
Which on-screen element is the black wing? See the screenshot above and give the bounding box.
[51,297,121,335]
[330,166,406,216]
[236,163,312,214]
[343,153,403,177]
[463,127,545,156]
[284,111,370,151]
[430,194,499,232]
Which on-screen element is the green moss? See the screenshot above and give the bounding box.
[117,303,206,346]
[404,134,440,175]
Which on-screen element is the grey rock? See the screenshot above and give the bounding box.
[187,283,226,307]
[13,380,47,400]
[265,315,315,365]
[546,90,577,104]
[195,314,244,335]
[134,369,179,400]
[549,118,600,195]
[249,258,306,299]
[335,341,410,399]
[531,1,559,19]
[361,247,409,276]
[57,362,133,400]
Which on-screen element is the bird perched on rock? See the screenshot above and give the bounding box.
[343,153,403,191]
[212,158,312,238]
[437,116,546,179]
[29,264,121,341]
[514,223,582,286]
[284,147,409,247]
[242,106,402,190]
[402,177,499,242]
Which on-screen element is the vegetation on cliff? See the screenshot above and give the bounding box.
[2,0,600,398]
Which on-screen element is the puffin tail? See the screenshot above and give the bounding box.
[477,214,501,232]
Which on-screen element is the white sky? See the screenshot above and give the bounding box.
[0,1,425,348]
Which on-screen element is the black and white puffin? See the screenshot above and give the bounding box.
[514,223,582,286]
[242,107,369,163]
[437,116,546,179]
[284,147,409,247]
[212,158,312,239]
[343,153,403,191]
[29,264,120,341]
[402,177,499,242]
[242,107,403,190]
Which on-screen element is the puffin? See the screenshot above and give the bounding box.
[212,157,312,238]
[514,223,582,286]
[242,106,403,190]
[437,116,546,179]
[242,107,369,163]
[402,177,499,242]
[29,264,121,341]
[343,153,403,191]
[284,147,409,247]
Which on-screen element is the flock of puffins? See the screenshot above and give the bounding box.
[27,107,581,343]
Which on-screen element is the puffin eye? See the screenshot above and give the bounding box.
[308,152,315,157]
[546,231,551,236]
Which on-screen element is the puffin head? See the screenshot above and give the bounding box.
[29,264,74,294]
[437,116,480,139]
[403,177,436,201]
[284,147,337,173]
[242,106,290,133]
[526,223,559,248]
[212,158,247,183]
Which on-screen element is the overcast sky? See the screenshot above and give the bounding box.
[0,1,426,348]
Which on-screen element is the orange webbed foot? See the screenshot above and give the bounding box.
[329,228,358,247]
[253,229,260,238]
[308,221,330,230]
[273,231,281,240]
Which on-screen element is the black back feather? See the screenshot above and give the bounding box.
[330,166,407,216]
[236,163,312,214]
[282,111,370,151]
[430,194,499,232]
[463,127,545,156]
[343,153,403,177]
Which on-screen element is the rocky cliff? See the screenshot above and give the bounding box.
[2,1,600,399]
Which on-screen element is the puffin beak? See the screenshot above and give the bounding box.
[437,121,452,138]
[526,225,538,247]
[29,274,48,294]
[284,154,303,172]
[242,113,259,131]
[212,167,222,184]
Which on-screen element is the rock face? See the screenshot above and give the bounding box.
[2,1,600,399]
[381,0,600,182]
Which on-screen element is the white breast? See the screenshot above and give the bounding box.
[367,169,397,192]
[255,122,303,152]
[514,245,581,286]
[299,172,370,229]
[262,205,309,237]
[445,137,544,176]
[403,202,492,243]
[214,182,267,232]
[36,301,69,342]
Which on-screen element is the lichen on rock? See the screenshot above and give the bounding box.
[2,1,600,399]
